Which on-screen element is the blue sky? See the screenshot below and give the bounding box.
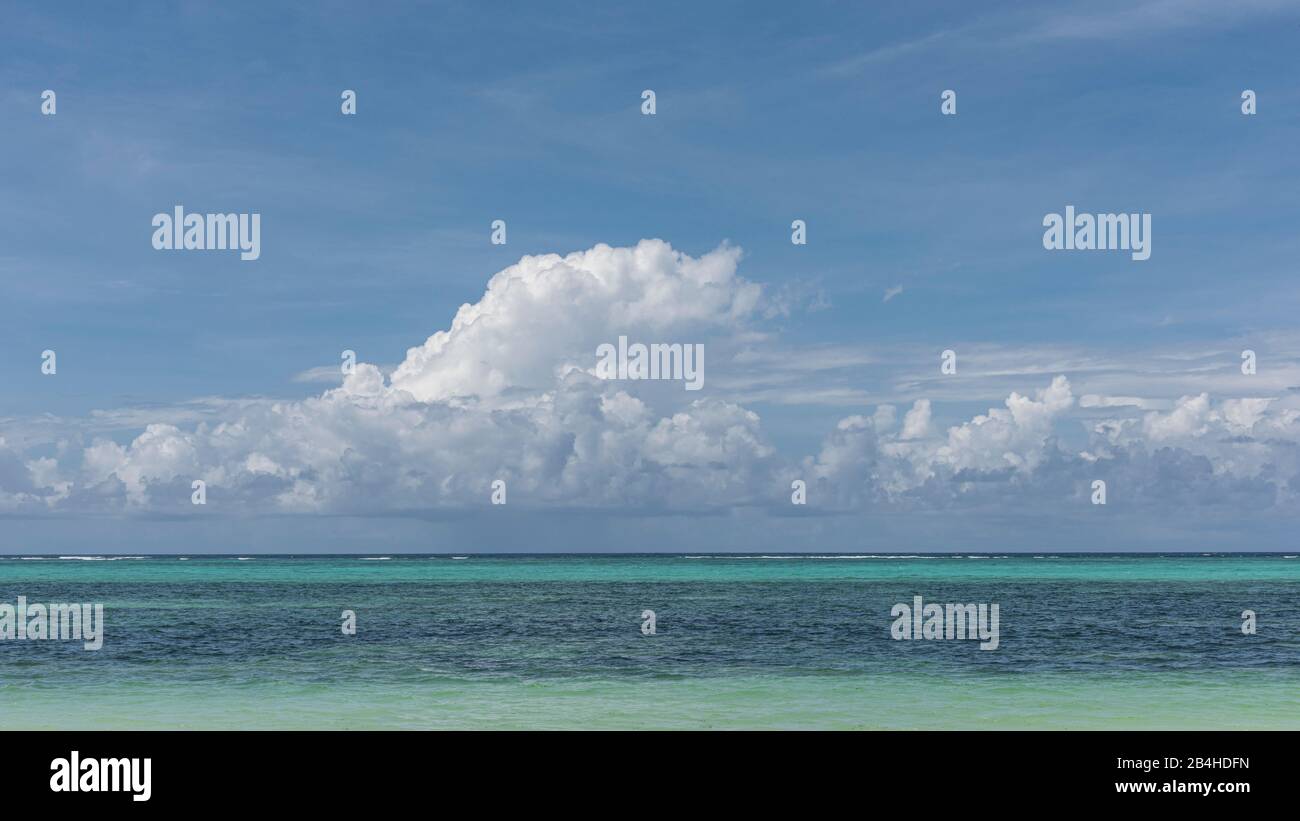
[2,1,1299,552]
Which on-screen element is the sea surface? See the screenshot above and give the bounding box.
[1,553,1297,729]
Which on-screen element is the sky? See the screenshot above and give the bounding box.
[2,0,1299,552]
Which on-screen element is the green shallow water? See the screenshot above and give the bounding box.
[4,671,1297,730]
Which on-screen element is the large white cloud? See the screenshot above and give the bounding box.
[389,240,760,403]
[2,240,1298,521]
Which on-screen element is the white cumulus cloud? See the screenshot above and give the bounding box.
[1,240,1297,526]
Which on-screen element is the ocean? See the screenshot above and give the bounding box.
[1,553,1297,729]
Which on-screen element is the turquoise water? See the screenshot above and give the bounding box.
[1,553,1297,729]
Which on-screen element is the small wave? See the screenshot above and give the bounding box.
[451,556,468,560]
[686,554,941,560]
[236,557,253,561]
[360,557,391,561]
[839,555,942,559]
